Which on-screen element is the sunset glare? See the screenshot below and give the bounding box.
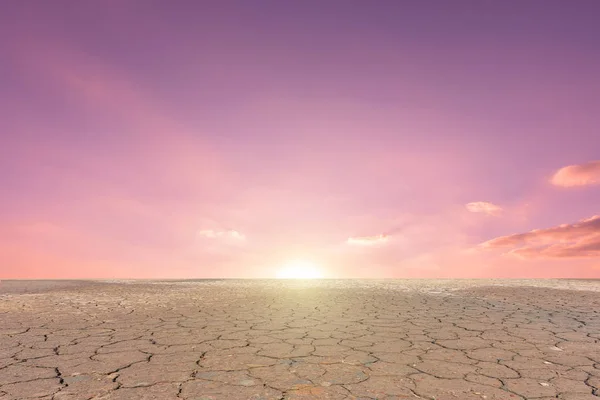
[276,260,324,280]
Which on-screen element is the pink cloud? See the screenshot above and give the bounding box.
[551,160,600,187]
[465,201,503,216]
[346,234,390,246]
[510,236,600,259]
[196,229,246,241]
[481,215,600,259]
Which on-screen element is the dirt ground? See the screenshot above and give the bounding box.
[0,279,599,399]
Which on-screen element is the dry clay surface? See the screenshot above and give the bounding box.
[0,279,599,400]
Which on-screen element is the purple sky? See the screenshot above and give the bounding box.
[1,1,599,279]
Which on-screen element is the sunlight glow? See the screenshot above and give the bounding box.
[276,260,324,279]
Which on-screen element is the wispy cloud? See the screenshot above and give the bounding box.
[465,201,503,216]
[551,160,600,187]
[11,37,229,196]
[480,215,600,259]
[197,229,246,241]
[346,234,390,246]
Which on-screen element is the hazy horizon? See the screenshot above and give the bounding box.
[1,1,599,279]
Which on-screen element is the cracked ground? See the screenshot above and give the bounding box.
[1,279,599,400]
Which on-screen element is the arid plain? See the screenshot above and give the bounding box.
[1,279,599,400]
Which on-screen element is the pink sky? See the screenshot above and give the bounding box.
[1,1,599,279]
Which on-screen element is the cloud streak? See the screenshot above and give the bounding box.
[466,202,503,216]
[197,229,246,241]
[481,215,600,259]
[346,234,390,246]
[551,160,600,187]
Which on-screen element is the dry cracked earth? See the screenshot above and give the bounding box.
[1,279,599,400]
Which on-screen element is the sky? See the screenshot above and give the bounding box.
[1,1,599,279]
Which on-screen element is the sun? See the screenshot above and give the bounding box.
[276,260,324,279]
